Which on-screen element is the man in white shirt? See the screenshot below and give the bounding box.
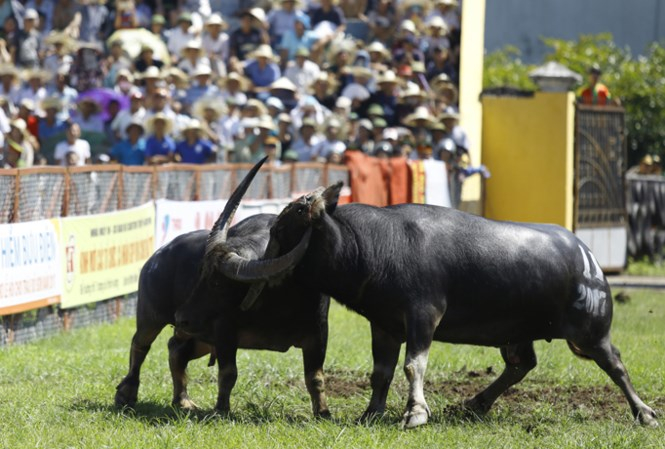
[167,12,196,62]
[284,47,321,95]
[291,117,323,161]
[311,117,345,162]
[111,91,147,140]
[54,123,91,166]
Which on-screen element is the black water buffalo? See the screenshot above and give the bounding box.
[233,181,658,428]
[116,159,331,417]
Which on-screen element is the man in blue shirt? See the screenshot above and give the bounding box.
[144,113,175,165]
[110,120,147,165]
[279,14,318,61]
[175,119,215,164]
[243,44,281,99]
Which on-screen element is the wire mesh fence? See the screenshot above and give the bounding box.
[198,166,235,200]
[122,168,154,209]
[16,168,67,222]
[0,170,17,224]
[155,167,198,200]
[67,167,120,216]
[236,165,270,199]
[293,163,325,195]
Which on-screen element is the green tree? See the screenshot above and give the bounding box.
[484,34,665,162]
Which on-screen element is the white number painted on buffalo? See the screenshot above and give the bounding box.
[575,245,607,316]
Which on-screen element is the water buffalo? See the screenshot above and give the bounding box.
[116,159,330,417]
[232,181,658,428]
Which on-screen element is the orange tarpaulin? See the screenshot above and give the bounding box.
[344,151,389,206]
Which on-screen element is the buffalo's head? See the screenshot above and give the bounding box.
[236,181,343,311]
[175,157,312,334]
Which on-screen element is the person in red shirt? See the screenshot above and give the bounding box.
[578,64,617,105]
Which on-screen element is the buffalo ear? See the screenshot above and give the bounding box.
[323,181,344,215]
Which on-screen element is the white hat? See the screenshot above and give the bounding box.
[191,64,212,77]
[146,112,174,135]
[192,96,228,120]
[181,39,203,56]
[266,96,285,110]
[24,8,39,21]
[400,20,417,34]
[269,76,297,92]
[141,66,163,80]
[251,44,277,61]
[256,115,276,131]
[183,118,204,132]
[248,7,267,23]
[403,106,435,127]
[205,13,226,28]
[376,70,402,85]
[426,16,447,30]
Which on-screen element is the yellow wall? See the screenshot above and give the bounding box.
[458,0,486,215]
[482,92,576,229]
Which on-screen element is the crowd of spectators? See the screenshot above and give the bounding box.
[0,0,479,186]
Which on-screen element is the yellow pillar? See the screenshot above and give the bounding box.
[482,92,576,229]
[458,0,486,215]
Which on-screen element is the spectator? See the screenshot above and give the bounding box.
[308,72,337,110]
[312,117,345,162]
[177,39,210,76]
[426,45,457,84]
[201,13,229,76]
[78,0,110,43]
[17,99,39,142]
[278,14,318,62]
[38,96,67,139]
[110,119,147,165]
[16,8,41,69]
[263,135,282,165]
[18,68,50,112]
[232,114,275,163]
[310,0,346,32]
[276,112,294,155]
[139,66,164,101]
[134,44,165,74]
[440,108,470,152]
[4,118,34,167]
[70,42,105,92]
[111,68,138,97]
[578,64,616,106]
[111,91,146,140]
[167,12,195,62]
[355,118,374,154]
[183,64,219,108]
[103,40,132,88]
[229,8,268,66]
[269,0,305,45]
[144,112,175,165]
[0,63,20,105]
[49,69,79,121]
[243,44,281,97]
[367,70,401,126]
[113,0,139,30]
[192,95,226,156]
[26,0,53,33]
[42,31,75,75]
[366,41,390,73]
[145,87,179,136]
[284,47,321,93]
[73,97,104,134]
[51,0,80,33]
[175,118,215,164]
[150,14,168,42]
[218,71,249,106]
[54,122,90,166]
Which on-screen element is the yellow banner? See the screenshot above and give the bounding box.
[60,203,155,308]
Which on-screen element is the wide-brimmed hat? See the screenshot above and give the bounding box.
[182,118,203,133]
[244,98,269,115]
[205,13,227,29]
[366,41,390,58]
[266,96,285,111]
[277,112,292,123]
[23,68,52,83]
[347,65,373,80]
[376,70,403,86]
[439,109,460,120]
[10,118,28,134]
[41,96,63,111]
[0,63,19,82]
[191,64,213,78]
[219,71,251,91]
[140,66,164,80]
[177,11,193,23]
[192,96,228,120]
[403,106,435,127]
[181,39,203,57]
[115,68,134,84]
[430,73,453,91]
[436,0,459,7]
[44,31,76,52]
[162,67,189,88]
[399,82,428,101]
[294,47,310,58]
[244,7,267,23]
[145,112,173,135]
[308,72,338,95]
[24,8,39,21]
[269,76,297,93]
[256,115,276,131]
[19,98,35,111]
[426,16,448,32]
[250,44,277,61]
[400,20,418,35]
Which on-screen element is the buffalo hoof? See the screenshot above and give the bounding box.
[315,409,332,420]
[638,407,659,427]
[115,382,138,409]
[462,397,490,416]
[358,409,384,425]
[173,397,198,411]
[401,403,431,429]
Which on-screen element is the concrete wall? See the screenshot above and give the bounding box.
[485,0,665,63]
[458,0,487,215]
[482,92,576,229]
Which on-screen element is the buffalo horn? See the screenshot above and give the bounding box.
[206,156,269,253]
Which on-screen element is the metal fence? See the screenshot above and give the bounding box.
[0,162,348,346]
[626,174,665,261]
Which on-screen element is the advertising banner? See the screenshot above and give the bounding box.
[0,219,61,315]
[155,199,227,249]
[60,203,155,309]
[155,199,293,250]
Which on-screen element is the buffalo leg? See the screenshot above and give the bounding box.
[168,336,211,409]
[575,339,658,426]
[214,319,238,414]
[401,310,442,429]
[302,304,331,418]
[464,342,537,415]
[115,325,162,408]
[360,323,401,422]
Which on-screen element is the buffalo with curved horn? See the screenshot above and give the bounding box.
[236,181,659,428]
[116,158,330,417]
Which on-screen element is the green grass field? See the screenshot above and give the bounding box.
[1,291,664,448]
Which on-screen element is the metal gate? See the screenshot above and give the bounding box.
[574,104,627,271]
